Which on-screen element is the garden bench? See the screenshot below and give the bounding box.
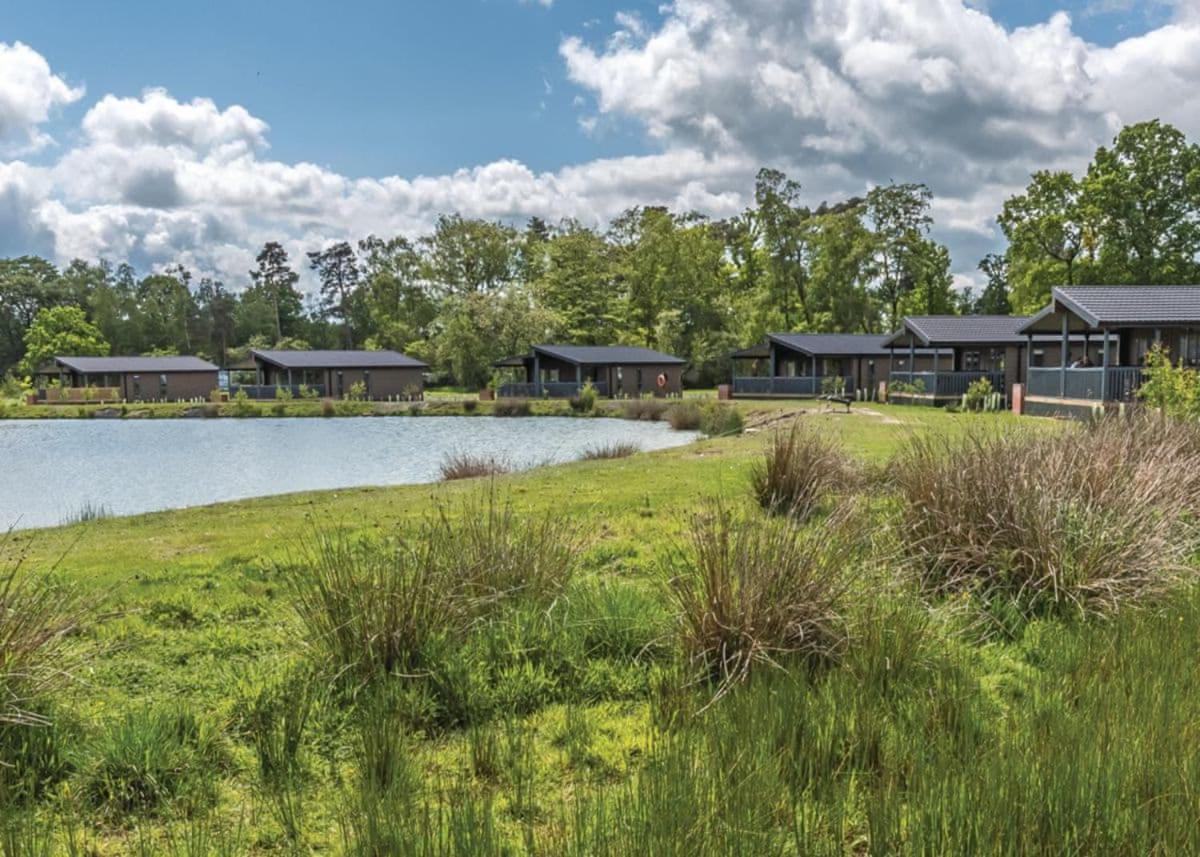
[821,394,853,413]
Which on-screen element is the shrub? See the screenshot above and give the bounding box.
[493,399,532,417]
[229,388,255,417]
[621,398,668,421]
[750,421,848,520]
[962,377,995,412]
[570,382,598,413]
[699,403,744,437]
[80,705,225,816]
[275,386,294,402]
[1139,343,1200,419]
[462,399,478,414]
[891,416,1200,616]
[321,399,336,417]
[666,502,861,696]
[665,401,702,430]
[581,441,639,460]
[439,452,511,481]
[345,381,368,401]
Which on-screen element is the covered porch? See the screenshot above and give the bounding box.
[883,316,1023,405]
[1015,286,1197,408]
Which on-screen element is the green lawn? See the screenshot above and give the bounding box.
[5,401,1195,854]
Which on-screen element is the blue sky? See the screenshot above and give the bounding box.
[3,0,1168,179]
[0,0,1196,288]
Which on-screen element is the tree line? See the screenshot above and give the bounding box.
[3,120,1198,389]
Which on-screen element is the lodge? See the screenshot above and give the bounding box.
[1017,285,1200,418]
[494,345,685,398]
[34,355,219,403]
[730,333,948,398]
[236,349,428,400]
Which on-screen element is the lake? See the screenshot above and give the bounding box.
[0,416,697,531]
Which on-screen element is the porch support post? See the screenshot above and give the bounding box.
[909,340,915,381]
[932,348,940,398]
[1026,334,1033,385]
[533,352,542,396]
[1101,328,1110,401]
[1060,313,1068,398]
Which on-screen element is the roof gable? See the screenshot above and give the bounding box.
[1053,286,1200,327]
[53,355,218,373]
[886,316,1032,347]
[531,345,686,365]
[251,349,428,369]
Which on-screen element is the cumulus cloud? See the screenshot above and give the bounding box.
[3,4,1200,289]
[0,41,83,154]
[562,0,1200,269]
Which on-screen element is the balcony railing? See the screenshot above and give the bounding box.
[230,384,326,400]
[889,370,1005,398]
[497,381,610,399]
[731,376,856,397]
[1026,367,1144,402]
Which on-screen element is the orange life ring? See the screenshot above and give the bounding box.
[656,373,668,389]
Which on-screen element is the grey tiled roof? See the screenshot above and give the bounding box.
[768,333,897,356]
[54,355,218,373]
[252,349,428,369]
[886,316,1032,347]
[532,345,686,365]
[1053,286,1200,326]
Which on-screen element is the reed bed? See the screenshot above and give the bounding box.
[891,415,1200,616]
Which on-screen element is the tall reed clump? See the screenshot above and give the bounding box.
[492,399,532,417]
[0,549,85,728]
[891,414,1200,617]
[666,503,862,697]
[439,452,511,481]
[750,421,849,521]
[621,398,668,421]
[581,441,639,460]
[282,491,579,686]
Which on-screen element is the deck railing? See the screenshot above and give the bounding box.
[497,381,611,399]
[731,376,856,397]
[889,370,1005,398]
[230,384,326,400]
[1026,367,1144,401]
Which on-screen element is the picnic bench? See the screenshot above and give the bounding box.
[820,394,853,413]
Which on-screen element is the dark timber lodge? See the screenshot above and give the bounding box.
[730,333,945,398]
[495,345,685,398]
[1017,286,1200,417]
[34,356,219,402]
[233,349,428,400]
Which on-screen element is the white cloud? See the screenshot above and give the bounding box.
[0,41,83,154]
[3,5,1200,288]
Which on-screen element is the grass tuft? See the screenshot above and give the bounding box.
[666,502,862,697]
[439,452,511,481]
[581,441,639,460]
[750,421,849,521]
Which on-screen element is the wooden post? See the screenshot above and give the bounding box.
[1060,313,1068,398]
[1101,329,1110,401]
[1026,334,1032,385]
[768,346,777,395]
[533,353,541,396]
[932,348,940,398]
[909,339,915,382]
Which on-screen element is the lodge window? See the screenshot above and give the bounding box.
[1183,331,1200,367]
[963,351,981,371]
[1031,349,1045,368]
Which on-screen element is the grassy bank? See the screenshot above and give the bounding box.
[4,402,1196,854]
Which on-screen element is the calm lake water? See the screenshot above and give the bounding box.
[0,417,697,531]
